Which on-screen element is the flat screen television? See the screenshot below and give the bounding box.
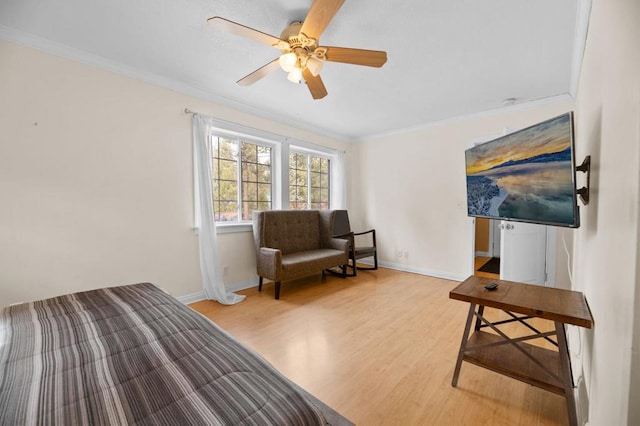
[465,112,580,228]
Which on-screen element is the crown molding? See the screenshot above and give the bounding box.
[354,93,576,142]
[0,25,350,144]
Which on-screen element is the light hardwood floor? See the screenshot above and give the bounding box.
[190,268,567,425]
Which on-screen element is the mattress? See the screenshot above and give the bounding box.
[0,283,352,425]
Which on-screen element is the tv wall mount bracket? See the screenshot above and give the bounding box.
[576,155,591,205]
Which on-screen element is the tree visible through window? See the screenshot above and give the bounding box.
[289,152,330,210]
[211,137,272,221]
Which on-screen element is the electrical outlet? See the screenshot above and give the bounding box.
[223,266,229,276]
[403,251,409,259]
[397,250,403,258]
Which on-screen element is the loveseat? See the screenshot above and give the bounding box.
[252,210,349,299]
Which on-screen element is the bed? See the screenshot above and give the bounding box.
[0,282,352,425]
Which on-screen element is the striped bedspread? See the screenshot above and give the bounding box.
[0,283,343,425]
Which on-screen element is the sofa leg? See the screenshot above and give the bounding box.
[258,276,263,292]
[342,265,347,278]
[274,282,281,300]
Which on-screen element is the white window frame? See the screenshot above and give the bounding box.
[193,118,343,234]
[288,147,332,210]
[210,136,276,223]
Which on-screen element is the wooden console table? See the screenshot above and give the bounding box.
[450,276,593,426]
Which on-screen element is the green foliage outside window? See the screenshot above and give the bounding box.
[289,152,330,210]
[211,137,272,221]
[211,137,330,221]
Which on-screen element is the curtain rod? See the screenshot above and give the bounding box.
[183,108,346,154]
[185,107,282,133]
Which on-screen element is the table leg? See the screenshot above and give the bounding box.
[556,321,578,426]
[452,303,476,387]
[474,305,485,331]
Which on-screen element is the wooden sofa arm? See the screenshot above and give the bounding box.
[353,229,375,237]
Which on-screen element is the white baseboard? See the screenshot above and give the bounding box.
[359,259,467,282]
[227,278,260,292]
[475,251,491,258]
[176,278,259,304]
[177,291,206,304]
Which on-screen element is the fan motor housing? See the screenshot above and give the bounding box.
[280,21,317,52]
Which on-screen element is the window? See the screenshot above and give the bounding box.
[211,137,272,221]
[289,151,330,210]
[204,123,340,225]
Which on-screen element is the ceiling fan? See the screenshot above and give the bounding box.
[208,0,387,100]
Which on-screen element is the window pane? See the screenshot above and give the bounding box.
[289,152,331,210]
[296,170,307,186]
[257,183,271,202]
[310,171,321,187]
[215,201,238,222]
[298,187,307,203]
[289,185,298,201]
[211,139,335,221]
[242,201,258,221]
[258,146,271,165]
[291,201,306,210]
[241,143,257,163]
[320,173,329,188]
[310,157,322,172]
[216,158,237,181]
[311,186,322,203]
[215,138,237,161]
[257,164,271,184]
[243,182,258,201]
[242,163,257,182]
[218,180,237,200]
[235,141,272,221]
[291,152,308,170]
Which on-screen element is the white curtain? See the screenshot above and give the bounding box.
[192,114,245,305]
[332,150,347,209]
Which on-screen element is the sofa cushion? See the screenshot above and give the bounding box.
[281,249,346,280]
[263,211,321,255]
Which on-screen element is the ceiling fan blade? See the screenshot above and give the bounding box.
[300,0,345,40]
[302,68,328,99]
[208,16,282,47]
[324,46,387,67]
[237,59,281,86]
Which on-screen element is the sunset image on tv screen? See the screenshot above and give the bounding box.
[465,113,577,227]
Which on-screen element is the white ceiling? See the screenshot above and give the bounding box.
[0,0,584,141]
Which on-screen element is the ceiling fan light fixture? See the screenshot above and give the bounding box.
[287,66,303,84]
[279,52,297,72]
[209,0,387,100]
[306,56,324,76]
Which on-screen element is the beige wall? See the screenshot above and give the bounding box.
[3,2,640,419]
[0,40,349,305]
[350,101,574,280]
[572,0,640,423]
